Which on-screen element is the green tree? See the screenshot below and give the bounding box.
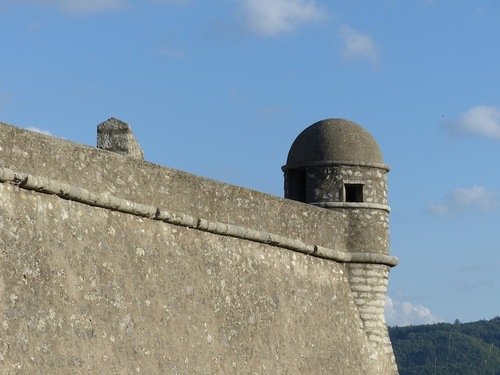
[389,317,500,375]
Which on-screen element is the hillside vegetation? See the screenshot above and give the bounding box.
[389,316,500,375]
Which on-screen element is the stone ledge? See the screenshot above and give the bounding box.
[310,202,391,213]
[0,166,399,267]
[282,159,391,172]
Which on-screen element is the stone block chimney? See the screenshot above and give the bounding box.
[97,117,144,160]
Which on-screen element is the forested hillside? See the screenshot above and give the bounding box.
[389,316,500,375]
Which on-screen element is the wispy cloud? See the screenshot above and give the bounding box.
[460,263,500,274]
[445,277,494,291]
[20,0,128,14]
[339,24,380,66]
[237,0,327,37]
[444,105,500,140]
[448,265,498,291]
[25,126,53,136]
[258,105,288,118]
[428,185,499,215]
[386,296,442,327]
[159,44,184,58]
[7,0,191,14]
[0,92,12,112]
[148,0,190,4]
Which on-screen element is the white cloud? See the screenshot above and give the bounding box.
[385,296,441,327]
[428,185,498,215]
[21,0,128,14]
[339,24,380,66]
[427,203,449,216]
[7,0,190,14]
[63,0,127,14]
[25,127,52,136]
[445,105,500,140]
[238,0,327,37]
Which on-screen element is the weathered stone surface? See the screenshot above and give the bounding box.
[97,117,144,160]
[0,121,399,374]
[0,183,390,374]
[0,122,347,250]
[284,118,386,168]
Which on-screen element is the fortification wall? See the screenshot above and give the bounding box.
[0,122,398,374]
[0,123,350,252]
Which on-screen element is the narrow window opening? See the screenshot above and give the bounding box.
[286,169,306,202]
[345,184,363,202]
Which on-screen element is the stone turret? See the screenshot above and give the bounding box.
[283,118,397,369]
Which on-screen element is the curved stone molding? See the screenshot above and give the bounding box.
[310,201,391,213]
[0,166,398,267]
[282,159,390,172]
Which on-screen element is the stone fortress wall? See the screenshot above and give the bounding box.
[0,118,399,374]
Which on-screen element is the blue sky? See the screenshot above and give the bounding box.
[1,0,499,327]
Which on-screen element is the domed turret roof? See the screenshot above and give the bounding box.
[284,118,384,169]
